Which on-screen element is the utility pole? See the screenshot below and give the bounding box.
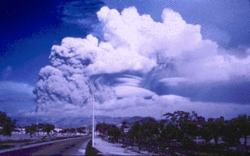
[92,94,95,146]
[68,77,96,147]
[86,80,95,147]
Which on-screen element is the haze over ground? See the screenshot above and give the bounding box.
[1,0,250,123]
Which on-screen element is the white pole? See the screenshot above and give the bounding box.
[92,97,95,147]
[86,80,95,147]
[69,78,95,147]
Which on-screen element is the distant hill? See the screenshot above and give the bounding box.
[12,115,130,128]
[12,115,158,128]
[122,116,157,128]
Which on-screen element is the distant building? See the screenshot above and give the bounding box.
[54,128,63,133]
[123,128,130,133]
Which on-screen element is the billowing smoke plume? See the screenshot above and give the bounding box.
[33,6,250,119]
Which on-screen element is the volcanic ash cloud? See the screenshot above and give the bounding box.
[33,6,250,118]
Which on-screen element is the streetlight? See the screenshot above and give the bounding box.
[68,77,96,147]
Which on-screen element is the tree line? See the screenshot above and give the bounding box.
[0,111,87,139]
[162,111,250,147]
[24,124,87,138]
[25,123,55,138]
[96,111,250,153]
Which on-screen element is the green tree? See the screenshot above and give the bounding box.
[141,119,159,139]
[77,127,86,134]
[141,119,159,152]
[65,128,76,137]
[163,111,185,143]
[128,122,143,151]
[160,122,180,146]
[35,123,55,138]
[163,111,203,145]
[0,111,16,136]
[232,114,250,147]
[107,125,121,143]
[222,116,247,146]
[159,119,166,132]
[206,117,225,145]
[40,123,55,139]
[222,119,241,146]
[200,121,212,143]
[96,123,121,142]
[25,124,38,138]
[59,129,67,135]
[96,122,109,136]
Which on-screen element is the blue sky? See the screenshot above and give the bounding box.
[1,0,250,120]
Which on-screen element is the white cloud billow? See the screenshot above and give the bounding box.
[114,86,155,99]
[97,7,211,59]
[33,6,250,119]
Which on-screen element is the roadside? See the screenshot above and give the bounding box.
[75,138,92,155]
[85,140,103,156]
[92,137,151,155]
[89,137,250,156]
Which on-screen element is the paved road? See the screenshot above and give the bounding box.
[0,137,91,156]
